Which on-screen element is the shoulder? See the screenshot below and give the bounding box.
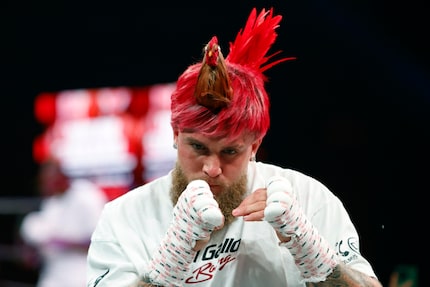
[104,173,173,213]
[91,173,173,240]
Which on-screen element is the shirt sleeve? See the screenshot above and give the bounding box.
[308,188,378,279]
[86,207,139,287]
[86,187,167,287]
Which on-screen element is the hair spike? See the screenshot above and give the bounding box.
[171,7,294,141]
[226,7,295,76]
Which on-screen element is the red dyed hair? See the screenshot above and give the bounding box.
[171,8,295,141]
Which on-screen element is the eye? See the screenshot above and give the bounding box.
[222,148,237,155]
[191,142,206,151]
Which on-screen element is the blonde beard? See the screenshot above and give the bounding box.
[170,163,247,226]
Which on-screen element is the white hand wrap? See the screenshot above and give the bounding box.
[264,176,338,283]
[145,180,224,287]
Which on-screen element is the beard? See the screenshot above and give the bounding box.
[170,163,247,226]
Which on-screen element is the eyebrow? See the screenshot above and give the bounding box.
[184,136,246,151]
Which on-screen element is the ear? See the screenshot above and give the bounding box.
[173,130,179,148]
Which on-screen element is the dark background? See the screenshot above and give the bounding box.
[2,0,427,286]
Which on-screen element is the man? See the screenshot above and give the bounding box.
[87,7,382,287]
[20,157,107,287]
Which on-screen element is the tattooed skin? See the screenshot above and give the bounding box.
[306,263,383,287]
[134,282,158,287]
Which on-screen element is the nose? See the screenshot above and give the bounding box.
[202,155,222,177]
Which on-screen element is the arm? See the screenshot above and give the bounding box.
[142,180,224,286]
[232,176,382,287]
[134,282,159,287]
[88,180,222,287]
[306,263,382,287]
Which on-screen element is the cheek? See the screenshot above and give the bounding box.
[223,157,250,179]
[178,149,201,171]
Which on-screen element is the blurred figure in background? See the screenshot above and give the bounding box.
[19,156,107,287]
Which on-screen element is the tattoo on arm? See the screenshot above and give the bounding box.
[134,281,162,287]
[305,263,383,287]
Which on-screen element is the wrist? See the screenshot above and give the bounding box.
[276,231,292,243]
[139,275,164,287]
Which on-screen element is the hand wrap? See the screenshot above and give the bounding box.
[264,176,338,282]
[145,180,224,287]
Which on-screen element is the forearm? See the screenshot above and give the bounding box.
[143,180,223,287]
[306,263,382,287]
[135,282,158,287]
[265,177,381,286]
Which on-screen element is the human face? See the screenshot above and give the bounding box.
[174,131,261,197]
[171,164,247,226]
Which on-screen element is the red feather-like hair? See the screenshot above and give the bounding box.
[171,7,294,141]
[227,8,295,76]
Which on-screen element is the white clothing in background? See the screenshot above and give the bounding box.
[21,179,107,287]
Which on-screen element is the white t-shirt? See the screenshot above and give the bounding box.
[87,162,378,287]
[21,178,107,287]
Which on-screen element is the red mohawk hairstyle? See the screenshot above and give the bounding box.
[171,7,294,140]
[227,8,296,77]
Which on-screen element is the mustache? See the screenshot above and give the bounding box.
[189,177,224,188]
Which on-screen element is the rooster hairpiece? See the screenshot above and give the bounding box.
[194,7,295,113]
